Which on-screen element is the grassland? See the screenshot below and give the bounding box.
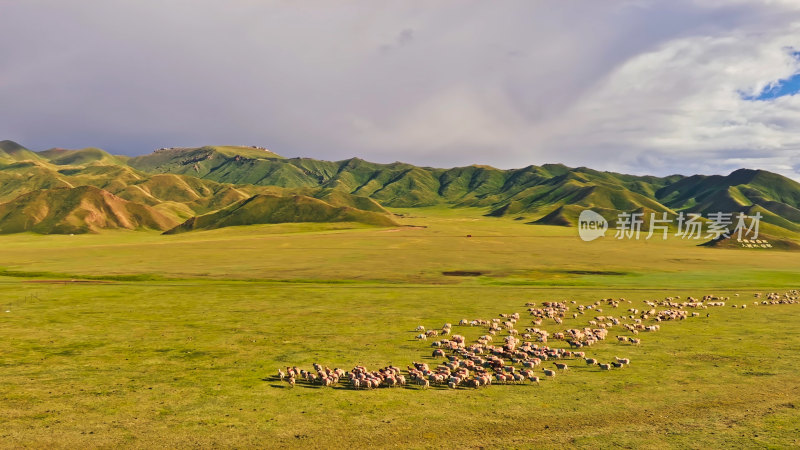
[1,207,799,448]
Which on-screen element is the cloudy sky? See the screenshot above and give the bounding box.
[2,0,800,179]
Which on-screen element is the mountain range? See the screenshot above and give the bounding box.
[1,139,799,240]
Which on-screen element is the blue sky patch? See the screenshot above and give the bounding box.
[742,51,800,101]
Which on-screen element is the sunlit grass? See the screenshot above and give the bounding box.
[0,208,798,447]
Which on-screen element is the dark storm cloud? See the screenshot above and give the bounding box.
[1,1,799,179]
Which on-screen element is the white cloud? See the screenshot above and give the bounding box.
[532,21,800,179]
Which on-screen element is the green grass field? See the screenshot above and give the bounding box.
[1,208,799,448]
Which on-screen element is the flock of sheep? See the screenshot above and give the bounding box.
[278,289,799,390]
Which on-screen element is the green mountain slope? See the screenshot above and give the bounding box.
[0,185,178,234]
[127,146,289,182]
[128,146,796,237]
[0,140,47,162]
[654,169,800,233]
[0,143,394,234]
[38,147,126,166]
[126,147,685,213]
[164,193,398,234]
[2,141,799,239]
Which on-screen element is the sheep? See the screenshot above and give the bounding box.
[522,359,541,368]
[280,291,800,395]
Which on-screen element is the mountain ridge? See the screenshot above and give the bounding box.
[164,193,398,234]
[0,140,797,239]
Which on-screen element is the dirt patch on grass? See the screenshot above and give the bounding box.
[563,270,629,276]
[380,226,427,232]
[743,370,777,377]
[442,270,486,277]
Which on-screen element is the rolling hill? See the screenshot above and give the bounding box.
[0,140,47,162]
[127,147,686,212]
[0,140,797,240]
[0,142,400,234]
[128,146,800,241]
[164,193,398,234]
[0,185,178,234]
[655,169,800,233]
[128,147,800,226]
[37,147,127,166]
[127,145,800,231]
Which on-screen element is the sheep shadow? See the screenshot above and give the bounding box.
[267,382,326,390]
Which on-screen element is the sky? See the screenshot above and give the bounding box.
[2,0,800,180]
